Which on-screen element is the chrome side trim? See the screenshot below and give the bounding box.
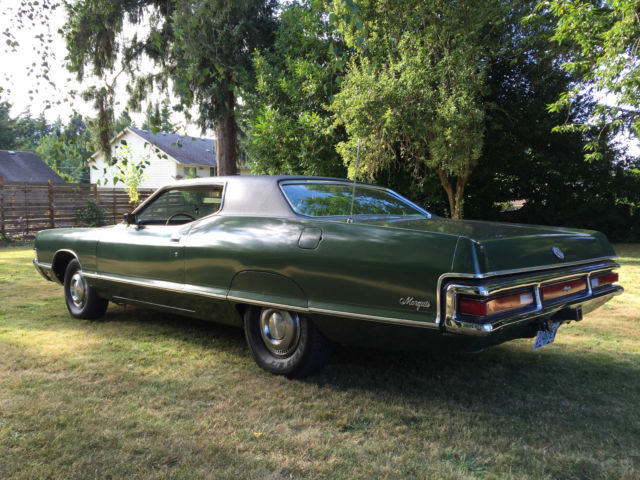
[83,272,440,329]
[226,295,308,313]
[112,296,196,314]
[83,271,227,300]
[79,258,620,334]
[308,307,439,329]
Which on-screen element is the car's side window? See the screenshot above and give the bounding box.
[137,185,224,225]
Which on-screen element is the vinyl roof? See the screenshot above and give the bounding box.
[137,175,384,218]
[129,128,216,167]
[0,150,65,183]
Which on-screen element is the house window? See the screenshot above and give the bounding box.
[210,167,217,176]
[184,167,197,178]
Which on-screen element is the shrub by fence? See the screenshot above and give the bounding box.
[0,180,154,239]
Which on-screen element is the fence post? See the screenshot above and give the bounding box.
[48,180,55,228]
[24,182,29,238]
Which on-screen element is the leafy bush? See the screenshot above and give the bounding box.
[75,199,107,227]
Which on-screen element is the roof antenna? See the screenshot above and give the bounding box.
[347,138,360,224]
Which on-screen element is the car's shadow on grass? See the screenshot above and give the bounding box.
[102,305,638,415]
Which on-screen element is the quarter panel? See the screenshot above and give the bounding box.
[184,216,458,326]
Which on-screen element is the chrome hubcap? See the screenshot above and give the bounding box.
[69,272,87,308]
[259,308,300,357]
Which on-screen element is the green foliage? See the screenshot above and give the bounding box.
[0,99,17,149]
[538,0,640,158]
[242,1,348,177]
[36,115,93,183]
[63,0,278,175]
[75,199,107,227]
[330,0,490,218]
[141,99,174,133]
[0,98,54,151]
[113,145,149,205]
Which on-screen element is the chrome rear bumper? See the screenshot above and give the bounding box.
[442,260,623,336]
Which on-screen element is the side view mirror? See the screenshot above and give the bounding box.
[123,212,138,226]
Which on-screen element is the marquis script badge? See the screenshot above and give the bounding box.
[399,297,431,311]
[551,246,565,259]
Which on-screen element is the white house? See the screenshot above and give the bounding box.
[89,127,249,189]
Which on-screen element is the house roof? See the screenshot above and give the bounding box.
[0,150,65,183]
[129,128,216,167]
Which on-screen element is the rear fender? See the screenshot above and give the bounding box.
[227,271,308,311]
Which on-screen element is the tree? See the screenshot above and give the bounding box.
[141,100,174,133]
[330,0,489,218]
[241,0,348,177]
[113,144,149,204]
[36,114,93,183]
[0,99,17,149]
[64,0,277,175]
[537,0,640,158]
[115,110,134,132]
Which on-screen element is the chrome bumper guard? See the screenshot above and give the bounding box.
[443,260,623,336]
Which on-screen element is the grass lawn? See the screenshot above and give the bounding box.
[0,245,638,479]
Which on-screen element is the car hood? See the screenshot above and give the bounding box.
[357,217,617,274]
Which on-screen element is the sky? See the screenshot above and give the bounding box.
[0,2,637,157]
[0,2,205,137]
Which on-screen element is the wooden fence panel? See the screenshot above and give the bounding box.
[0,181,154,239]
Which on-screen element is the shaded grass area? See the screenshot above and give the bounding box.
[0,245,638,479]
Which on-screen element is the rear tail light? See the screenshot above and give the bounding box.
[591,272,618,288]
[459,290,535,317]
[541,278,587,301]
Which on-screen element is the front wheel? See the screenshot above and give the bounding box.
[244,307,333,378]
[63,259,108,320]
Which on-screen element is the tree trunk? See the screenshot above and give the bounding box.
[437,159,473,220]
[215,92,238,176]
[438,169,458,219]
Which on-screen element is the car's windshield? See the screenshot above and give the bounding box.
[136,185,223,225]
[280,182,427,218]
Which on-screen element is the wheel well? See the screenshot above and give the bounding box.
[234,303,251,320]
[51,251,78,283]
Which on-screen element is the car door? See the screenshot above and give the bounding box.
[95,184,224,311]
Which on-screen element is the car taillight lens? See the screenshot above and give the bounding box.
[541,278,587,301]
[459,291,535,317]
[590,272,619,288]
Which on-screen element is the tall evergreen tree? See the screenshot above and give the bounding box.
[63,0,277,174]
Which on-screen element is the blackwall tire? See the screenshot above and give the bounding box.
[63,259,108,320]
[244,306,332,378]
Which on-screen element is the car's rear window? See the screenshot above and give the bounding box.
[280,182,426,217]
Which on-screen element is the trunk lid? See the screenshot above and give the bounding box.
[356,217,616,274]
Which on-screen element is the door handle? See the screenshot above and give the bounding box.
[170,235,182,242]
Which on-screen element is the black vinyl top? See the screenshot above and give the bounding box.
[0,150,65,183]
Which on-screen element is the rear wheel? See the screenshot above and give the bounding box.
[244,307,332,378]
[63,259,108,320]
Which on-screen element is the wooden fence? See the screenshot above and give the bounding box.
[0,180,154,239]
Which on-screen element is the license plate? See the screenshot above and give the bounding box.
[533,322,561,350]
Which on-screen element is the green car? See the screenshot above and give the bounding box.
[33,176,623,377]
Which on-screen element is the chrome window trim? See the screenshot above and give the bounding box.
[132,181,228,224]
[277,179,431,219]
